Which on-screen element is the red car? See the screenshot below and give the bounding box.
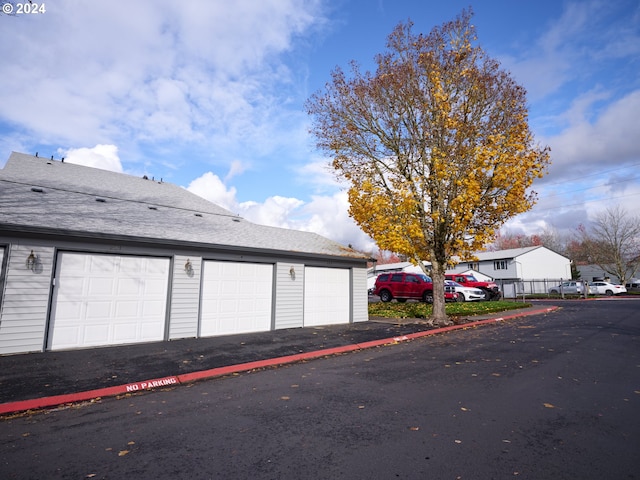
[445,273,502,300]
[373,272,459,303]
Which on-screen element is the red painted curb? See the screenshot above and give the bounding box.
[0,306,558,415]
[0,376,179,415]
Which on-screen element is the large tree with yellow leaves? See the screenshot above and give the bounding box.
[306,10,550,325]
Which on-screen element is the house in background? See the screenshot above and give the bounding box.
[449,246,572,281]
[576,265,638,286]
[0,152,369,355]
[368,247,572,284]
[448,246,572,297]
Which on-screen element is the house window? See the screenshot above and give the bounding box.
[494,260,508,270]
[467,262,479,271]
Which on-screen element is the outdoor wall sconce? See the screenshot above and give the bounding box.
[289,266,296,280]
[26,250,37,271]
[184,259,193,276]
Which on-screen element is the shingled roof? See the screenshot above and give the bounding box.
[0,152,365,260]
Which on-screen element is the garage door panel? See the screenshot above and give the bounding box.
[119,257,140,273]
[304,267,350,327]
[49,253,169,350]
[114,300,139,317]
[53,326,81,347]
[88,277,115,296]
[84,324,110,343]
[89,255,113,273]
[117,278,141,295]
[87,301,112,318]
[200,261,273,337]
[112,323,137,341]
[144,278,166,293]
[142,300,166,316]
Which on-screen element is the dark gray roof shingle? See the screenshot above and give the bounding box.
[0,152,365,260]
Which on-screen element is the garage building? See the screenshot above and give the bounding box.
[0,152,369,355]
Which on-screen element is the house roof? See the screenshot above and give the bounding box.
[0,152,366,260]
[470,246,543,261]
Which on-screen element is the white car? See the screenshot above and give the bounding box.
[445,280,486,301]
[587,281,627,296]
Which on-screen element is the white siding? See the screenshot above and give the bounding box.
[304,267,350,327]
[274,262,304,330]
[519,248,571,279]
[0,245,54,355]
[351,267,368,323]
[168,255,201,339]
[491,261,519,279]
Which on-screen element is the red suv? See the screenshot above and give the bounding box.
[373,272,459,303]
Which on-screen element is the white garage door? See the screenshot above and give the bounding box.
[200,261,273,337]
[48,253,170,350]
[304,267,350,327]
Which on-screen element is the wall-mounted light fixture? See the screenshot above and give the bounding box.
[26,250,37,271]
[184,259,193,276]
[289,266,296,280]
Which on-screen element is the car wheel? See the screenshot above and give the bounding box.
[550,289,558,295]
[605,289,613,296]
[422,292,433,303]
[379,290,392,302]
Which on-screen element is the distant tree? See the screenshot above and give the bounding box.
[489,231,537,251]
[489,227,566,253]
[536,227,568,254]
[566,238,590,265]
[570,261,581,280]
[577,205,640,284]
[306,10,550,325]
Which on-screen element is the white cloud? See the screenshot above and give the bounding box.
[544,90,640,178]
[225,160,250,182]
[59,145,123,172]
[295,157,345,192]
[185,170,375,251]
[240,196,305,229]
[186,172,238,212]
[301,191,376,252]
[0,0,325,160]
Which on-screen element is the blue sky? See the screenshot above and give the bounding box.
[1,0,639,252]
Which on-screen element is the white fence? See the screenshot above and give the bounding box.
[497,279,574,299]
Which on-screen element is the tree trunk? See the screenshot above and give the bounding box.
[428,259,451,327]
